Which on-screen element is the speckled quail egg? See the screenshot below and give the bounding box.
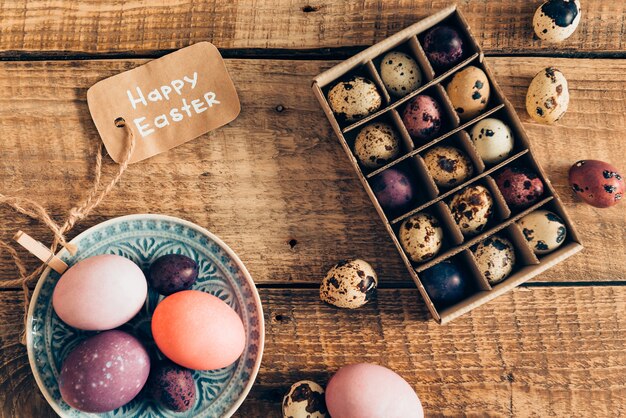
[472,235,516,285]
[283,380,328,418]
[327,76,382,122]
[533,0,582,42]
[449,185,494,236]
[399,213,444,263]
[423,145,474,188]
[320,259,378,309]
[354,122,401,169]
[402,94,443,142]
[526,67,569,124]
[470,118,514,165]
[380,51,423,98]
[569,159,624,208]
[422,25,465,70]
[446,66,490,121]
[518,210,567,255]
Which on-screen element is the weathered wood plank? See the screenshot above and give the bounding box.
[1,287,624,417]
[0,1,624,56]
[0,57,625,286]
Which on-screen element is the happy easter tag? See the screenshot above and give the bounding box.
[87,42,240,163]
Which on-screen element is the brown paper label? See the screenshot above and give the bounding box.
[87,42,240,163]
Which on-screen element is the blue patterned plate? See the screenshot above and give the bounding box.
[26,214,264,417]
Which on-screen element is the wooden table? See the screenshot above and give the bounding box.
[1,1,625,417]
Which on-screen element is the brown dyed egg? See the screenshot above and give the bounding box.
[354,122,401,169]
[568,160,624,208]
[148,361,196,412]
[399,213,444,263]
[472,235,516,285]
[449,185,493,236]
[327,76,382,122]
[320,259,378,309]
[495,167,544,209]
[282,380,328,418]
[423,145,474,187]
[401,94,443,142]
[446,66,490,121]
[526,67,569,124]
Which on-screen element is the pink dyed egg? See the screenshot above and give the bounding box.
[401,94,443,142]
[326,363,423,418]
[52,254,147,330]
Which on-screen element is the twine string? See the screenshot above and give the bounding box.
[0,125,136,344]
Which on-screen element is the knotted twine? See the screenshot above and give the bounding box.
[0,124,136,345]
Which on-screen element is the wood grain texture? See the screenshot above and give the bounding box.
[0,57,625,286]
[0,1,624,56]
[1,287,624,417]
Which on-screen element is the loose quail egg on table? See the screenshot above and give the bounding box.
[448,184,494,236]
[517,209,567,255]
[446,65,490,121]
[327,76,382,122]
[379,51,423,98]
[423,145,474,188]
[354,122,401,169]
[472,235,516,285]
[568,160,624,208]
[533,0,582,42]
[526,67,569,124]
[283,380,328,418]
[320,259,378,309]
[399,212,444,263]
[470,118,514,165]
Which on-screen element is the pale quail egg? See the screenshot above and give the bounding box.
[518,209,567,255]
[320,259,378,309]
[399,213,444,263]
[327,76,382,122]
[380,51,423,98]
[446,66,490,121]
[526,67,569,124]
[354,122,401,169]
[533,0,582,42]
[423,145,474,187]
[472,235,516,285]
[470,118,514,165]
[449,185,494,236]
[282,380,328,418]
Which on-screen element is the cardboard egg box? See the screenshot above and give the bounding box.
[311,5,583,324]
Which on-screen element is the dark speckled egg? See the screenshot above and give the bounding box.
[422,25,464,69]
[148,361,196,412]
[401,94,443,142]
[149,254,199,295]
[371,168,415,213]
[568,160,624,208]
[495,167,544,209]
[419,261,468,308]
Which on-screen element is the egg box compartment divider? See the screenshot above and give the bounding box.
[312,4,583,324]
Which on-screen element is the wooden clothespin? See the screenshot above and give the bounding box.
[13,231,68,274]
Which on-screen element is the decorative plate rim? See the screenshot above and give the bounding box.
[25,213,265,418]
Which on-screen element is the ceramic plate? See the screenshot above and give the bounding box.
[26,214,264,417]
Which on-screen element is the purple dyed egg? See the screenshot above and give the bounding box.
[420,261,468,308]
[148,254,199,295]
[402,95,443,142]
[371,168,414,212]
[422,25,464,69]
[59,330,150,413]
[148,361,196,412]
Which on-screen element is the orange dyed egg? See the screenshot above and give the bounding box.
[151,290,245,370]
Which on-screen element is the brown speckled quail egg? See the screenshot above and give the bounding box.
[446,66,490,121]
[526,67,569,124]
[517,209,567,255]
[380,51,423,98]
[423,145,474,187]
[399,213,444,263]
[354,122,401,169]
[470,118,514,165]
[320,259,378,309]
[533,0,581,42]
[449,185,494,236]
[283,380,328,418]
[472,235,516,285]
[327,76,382,122]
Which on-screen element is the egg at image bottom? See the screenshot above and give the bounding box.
[518,210,567,255]
[472,235,516,285]
[147,361,196,412]
[283,380,328,418]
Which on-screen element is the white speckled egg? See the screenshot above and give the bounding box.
[320,259,378,308]
[472,235,516,285]
[354,122,401,168]
[446,66,490,121]
[423,145,474,187]
[327,76,382,122]
[380,51,423,98]
[533,0,581,42]
[526,67,569,124]
[517,209,567,254]
[283,380,328,418]
[470,118,514,165]
[399,213,444,263]
[449,185,494,236]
